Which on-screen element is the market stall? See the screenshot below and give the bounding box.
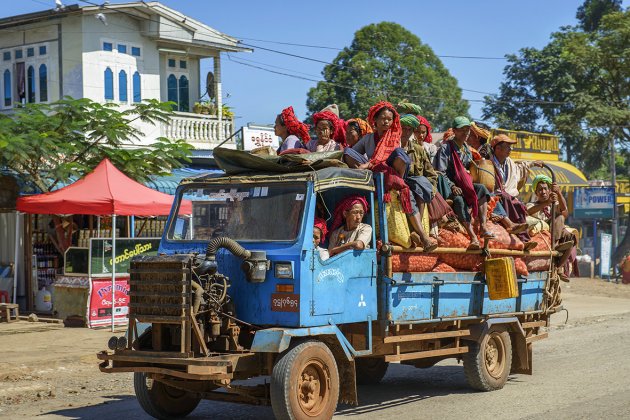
[16,159,191,329]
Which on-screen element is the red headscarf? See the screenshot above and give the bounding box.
[417,115,433,144]
[367,101,401,166]
[329,195,369,236]
[312,110,346,147]
[281,106,310,142]
[313,217,328,239]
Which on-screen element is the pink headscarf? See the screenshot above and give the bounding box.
[329,195,369,236]
[417,115,433,144]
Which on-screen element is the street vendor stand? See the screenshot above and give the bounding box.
[16,159,191,330]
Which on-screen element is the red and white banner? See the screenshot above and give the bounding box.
[88,277,130,328]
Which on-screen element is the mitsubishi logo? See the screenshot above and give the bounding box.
[358,294,366,307]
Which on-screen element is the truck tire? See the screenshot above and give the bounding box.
[271,340,340,420]
[133,372,200,419]
[355,357,389,385]
[463,329,512,391]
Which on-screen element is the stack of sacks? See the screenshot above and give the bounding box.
[525,231,553,272]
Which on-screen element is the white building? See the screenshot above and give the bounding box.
[0,2,250,149]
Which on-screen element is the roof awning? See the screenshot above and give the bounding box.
[519,161,588,192]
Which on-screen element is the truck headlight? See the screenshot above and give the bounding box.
[275,262,293,279]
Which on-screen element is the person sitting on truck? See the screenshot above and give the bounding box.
[345,118,372,148]
[466,121,493,159]
[414,115,438,162]
[313,217,330,261]
[343,101,401,169]
[275,106,310,154]
[306,111,343,152]
[434,116,494,249]
[328,195,372,257]
[527,174,577,281]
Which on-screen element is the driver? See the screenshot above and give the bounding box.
[328,195,372,257]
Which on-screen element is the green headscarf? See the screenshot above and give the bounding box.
[532,174,552,192]
[400,114,420,128]
[397,101,422,115]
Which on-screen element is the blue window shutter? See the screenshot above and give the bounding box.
[178,75,189,112]
[3,70,11,106]
[118,44,127,54]
[131,47,141,57]
[167,74,178,110]
[132,71,141,103]
[103,42,113,52]
[119,70,127,102]
[39,45,47,55]
[104,67,114,100]
[39,64,48,102]
[27,66,36,103]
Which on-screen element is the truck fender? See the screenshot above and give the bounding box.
[466,317,531,375]
[251,325,360,406]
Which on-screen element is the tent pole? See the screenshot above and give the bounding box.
[97,216,101,237]
[111,214,116,333]
[13,211,20,304]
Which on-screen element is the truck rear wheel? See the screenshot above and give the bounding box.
[463,329,512,391]
[133,372,200,419]
[355,357,389,384]
[271,340,340,420]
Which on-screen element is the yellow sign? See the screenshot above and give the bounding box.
[492,128,560,156]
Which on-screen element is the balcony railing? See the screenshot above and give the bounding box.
[162,111,236,148]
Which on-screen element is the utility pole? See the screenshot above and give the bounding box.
[610,134,618,249]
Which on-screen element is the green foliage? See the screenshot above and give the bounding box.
[576,0,622,31]
[0,97,192,192]
[483,7,630,178]
[306,22,469,131]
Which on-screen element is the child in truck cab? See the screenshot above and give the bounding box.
[328,195,372,257]
[313,217,330,261]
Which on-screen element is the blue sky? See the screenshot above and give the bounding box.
[6,0,630,129]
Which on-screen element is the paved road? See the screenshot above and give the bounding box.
[4,284,630,419]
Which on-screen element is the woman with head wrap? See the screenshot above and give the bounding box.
[306,110,343,152]
[467,121,493,159]
[414,115,438,162]
[313,217,330,261]
[345,118,372,147]
[527,175,577,281]
[275,106,310,154]
[343,101,402,169]
[328,195,372,257]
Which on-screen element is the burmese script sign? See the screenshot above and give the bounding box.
[492,129,559,156]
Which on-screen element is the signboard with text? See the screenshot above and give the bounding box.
[492,128,559,160]
[573,187,615,219]
[600,233,612,278]
[88,277,130,327]
[242,127,280,151]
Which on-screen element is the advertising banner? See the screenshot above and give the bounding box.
[88,277,130,327]
[90,238,160,276]
[600,233,612,279]
[242,127,280,151]
[573,187,615,219]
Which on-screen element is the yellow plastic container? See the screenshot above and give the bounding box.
[485,257,519,300]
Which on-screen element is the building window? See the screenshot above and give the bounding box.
[168,59,176,68]
[103,42,113,52]
[131,47,141,57]
[27,48,35,57]
[179,60,187,69]
[104,67,114,100]
[39,46,47,55]
[15,49,23,59]
[39,64,48,102]
[167,74,177,109]
[3,70,11,106]
[27,66,36,103]
[132,71,141,103]
[118,44,127,54]
[3,52,10,61]
[178,75,189,112]
[119,70,127,102]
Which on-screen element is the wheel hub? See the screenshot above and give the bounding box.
[297,363,326,414]
[484,335,504,379]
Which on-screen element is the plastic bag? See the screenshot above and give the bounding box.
[386,190,412,248]
[391,253,439,272]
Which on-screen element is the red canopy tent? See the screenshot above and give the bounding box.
[16,159,191,330]
[17,158,190,215]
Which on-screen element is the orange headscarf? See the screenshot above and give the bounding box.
[346,118,373,137]
[366,101,401,166]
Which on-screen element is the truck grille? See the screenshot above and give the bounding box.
[128,255,193,323]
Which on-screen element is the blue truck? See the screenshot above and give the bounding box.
[98,153,562,420]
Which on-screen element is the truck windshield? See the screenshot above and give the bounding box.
[167,183,307,242]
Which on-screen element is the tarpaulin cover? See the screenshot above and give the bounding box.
[16,159,190,216]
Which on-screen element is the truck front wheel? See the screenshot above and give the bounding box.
[463,329,512,391]
[271,340,340,420]
[133,372,200,419]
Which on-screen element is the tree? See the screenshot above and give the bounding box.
[576,0,622,31]
[306,22,469,130]
[0,97,192,193]
[482,8,629,175]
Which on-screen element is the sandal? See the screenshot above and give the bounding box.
[423,240,438,253]
[467,241,481,250]
[523,241,538,252]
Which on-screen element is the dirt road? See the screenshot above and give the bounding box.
[2,277,630,419]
